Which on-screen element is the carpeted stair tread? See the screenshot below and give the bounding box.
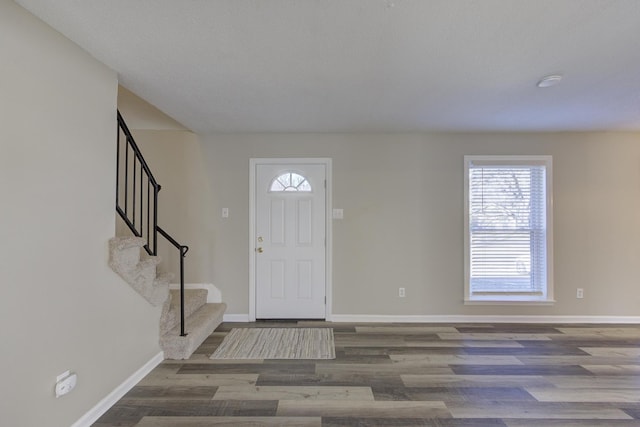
[169,289,208,312]
[160,289,209,335]
[108,236,168,306]
[110,236,146,251]
[154,273,172,287]
[138,257,162,269]
[160,302,227,360]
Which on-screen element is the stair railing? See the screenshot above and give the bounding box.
[116,110,189,337]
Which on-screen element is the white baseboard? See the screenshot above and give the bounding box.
[329,314,640,324]
[217,313,640,324]
[71,351,164,427]
[223,313,250,322]
[169,283,222,303]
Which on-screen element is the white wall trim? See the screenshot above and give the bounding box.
[223,313,251,322]
[71,351,164,427]
[220,314,640,324]
[169,283,221,303]
[249,158,333,322]
[329,314,640,324]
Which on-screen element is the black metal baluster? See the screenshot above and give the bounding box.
[132,153,137,230]
[153,186,158,256]
[140,166,144,243]
[124,141,129,216]
[147,174,151,247]
[116,124,120,209]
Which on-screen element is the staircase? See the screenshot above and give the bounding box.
[110,111,226,360]
[109,236,227,359]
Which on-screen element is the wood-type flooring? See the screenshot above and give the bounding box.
[94,322,640,426]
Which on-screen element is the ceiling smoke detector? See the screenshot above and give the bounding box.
[537,74,563,88]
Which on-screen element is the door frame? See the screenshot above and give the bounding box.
[249,158,333,321]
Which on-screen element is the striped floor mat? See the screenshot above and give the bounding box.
[210,327,335,360]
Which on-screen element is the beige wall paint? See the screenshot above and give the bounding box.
[0,3,162,426]
[201,132,640,317]
[130,130,216,284]
[118,85,188,131]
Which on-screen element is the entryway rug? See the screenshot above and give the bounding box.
[210,328,335,360]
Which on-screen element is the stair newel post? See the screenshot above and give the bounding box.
[180,245,189,337]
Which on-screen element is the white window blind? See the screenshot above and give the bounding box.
[465,156,552,302]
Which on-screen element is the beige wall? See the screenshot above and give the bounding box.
[0,3,162,426]
[202,132,640,317]
[131,130,216,284]
[118,86,188,131]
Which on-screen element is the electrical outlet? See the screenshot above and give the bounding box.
[398,287,405,298]
[576,288,584,299]
[55,372,77,398]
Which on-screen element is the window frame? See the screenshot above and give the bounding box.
[463,155,554,305]
[269,171,313,193]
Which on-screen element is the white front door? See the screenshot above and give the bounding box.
[254,162,326,319]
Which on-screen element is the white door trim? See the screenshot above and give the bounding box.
[249,158,332,321]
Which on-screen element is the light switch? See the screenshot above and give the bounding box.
[222,208,229,218]
[332,208,344,219]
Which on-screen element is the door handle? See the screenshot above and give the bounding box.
[256,247,263,253]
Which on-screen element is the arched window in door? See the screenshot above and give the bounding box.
[270,172,312,192]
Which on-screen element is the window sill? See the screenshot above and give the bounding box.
[465,298,556,306]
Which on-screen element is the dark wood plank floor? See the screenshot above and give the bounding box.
[94,322,640,426]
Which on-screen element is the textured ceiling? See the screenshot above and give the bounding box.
[15,0,640,133]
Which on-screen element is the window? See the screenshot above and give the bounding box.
[270,172,312,192]
[464,156,553,304]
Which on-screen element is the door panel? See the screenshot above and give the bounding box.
[255,163,326,319]
[269,260,285,299]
